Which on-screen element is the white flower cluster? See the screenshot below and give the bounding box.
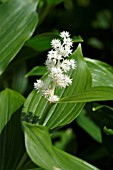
[34,31,76,102]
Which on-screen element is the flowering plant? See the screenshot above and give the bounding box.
[0,1,113,170]
[34,31,76,102]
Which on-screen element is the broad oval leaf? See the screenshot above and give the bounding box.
[23,44,92,130]
[0,0,38,75]
[23,122,99,170]
[0,88,25,133]
[85,58,113,87]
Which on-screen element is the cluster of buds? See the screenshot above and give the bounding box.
[34,31,76,102]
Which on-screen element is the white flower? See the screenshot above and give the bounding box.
[50,71,72,88]
[48,95,59,102]
[42,89,53,97]
[34,79,44,91]
[51,39,61,49]
[63,37,73,47]
[69,59,76,69]
[60,31,70,38]
[61,59,76,72]
[45,58,56,70]
[47,50,57,60]
[34,31,76,103]
[50,67,62,75]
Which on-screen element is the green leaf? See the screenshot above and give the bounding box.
[0,110,26,170]
[76,109,102,143]
[59,86,113,103]
[52,128,77,154]
[12,63,28,93]
[23,122,99,170]
[73,35,83,43]
[0,0,38,75]
[47,0,64,6]
[0,88,25,133]
[87,38,104,49]
[25,66,46,77]
[85,58,113,87]
[23,44,92,130]
[25,33,59,52]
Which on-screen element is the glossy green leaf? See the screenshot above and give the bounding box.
[77,109,102,143]
[23,122,99,170]
[25,33,59,52]
[59,86,113,103]
[0,88,25,133]
[25,66,46,77]
[0,0,38,75]
[85,58,113,87]
[23,44,92,130]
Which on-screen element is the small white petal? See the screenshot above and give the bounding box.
[42,89,53,97]
[69,59,76,69]
[51,39,61,49]
[34,79,44,90]
[60,31,70,38]
[45,58,56,70]
[63,37,73,47]
[48,95,59,102]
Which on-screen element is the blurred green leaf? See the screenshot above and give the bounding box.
[77,109,102,143]
[47,0,64,6]
[103,126,113,135]
[92,9,112,29]
[23,44,92,130]
[52,128,77,154]
[85,58,113,87]
[26,66,46,77]
[59,86,113,103]
[73,35,83,43]
[0,0,38,75]
[25,33,59,52]
[0,88,25,133]
[12,63,28,93]
[23,122,99,170]
[0,0,9,3]
[87,38,104,49]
